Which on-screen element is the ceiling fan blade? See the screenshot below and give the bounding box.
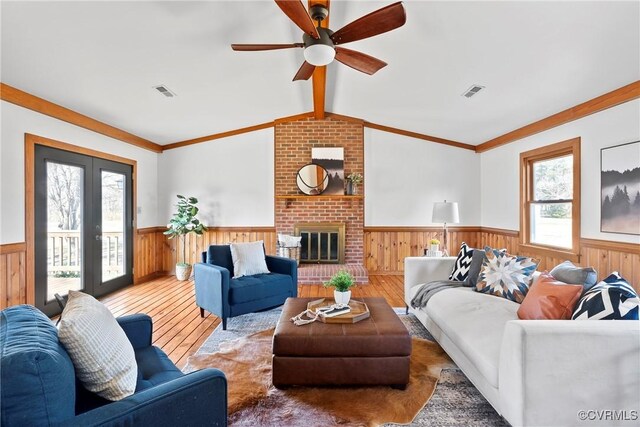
[331,1,406,45]
[335,47,387,75]
[231,43,304,51]
[274,0,320,39]
[293,61,316,81]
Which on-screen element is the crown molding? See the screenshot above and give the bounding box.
[476,80,640,153]
[0,82,163,153]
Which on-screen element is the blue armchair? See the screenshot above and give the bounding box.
[194,244,298,330]
[0,305,227,427]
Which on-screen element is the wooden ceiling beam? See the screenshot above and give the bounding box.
[0,82,163,153]
[310,0,330,120]
[163,112,315,151]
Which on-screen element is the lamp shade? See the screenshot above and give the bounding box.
[432,201,460,224]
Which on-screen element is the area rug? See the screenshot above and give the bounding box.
[184,309,508,427]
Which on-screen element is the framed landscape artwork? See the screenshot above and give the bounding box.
[312,147,345,195]
[601,141,640,235]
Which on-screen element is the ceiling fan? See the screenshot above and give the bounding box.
[231,1,406,81]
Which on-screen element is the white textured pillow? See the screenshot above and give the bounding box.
[58,291,137,401]
[230,241,270,278]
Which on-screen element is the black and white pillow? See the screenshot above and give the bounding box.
[572,272,639,320]
[449,242,474,281]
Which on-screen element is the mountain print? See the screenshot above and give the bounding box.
[601,141,640,235]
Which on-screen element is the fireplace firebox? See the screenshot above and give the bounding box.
[293,223,345,264]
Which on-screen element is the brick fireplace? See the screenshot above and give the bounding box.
[274,116,367,283]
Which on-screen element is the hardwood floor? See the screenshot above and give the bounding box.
[99,274,405,369]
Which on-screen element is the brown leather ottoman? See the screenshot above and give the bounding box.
[272,297,411,388]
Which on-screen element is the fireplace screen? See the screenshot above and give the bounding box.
[294,223,345,264]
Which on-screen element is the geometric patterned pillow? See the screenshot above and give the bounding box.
[572,272,640,320]
[475,246,539,303]
[449,242,474,281]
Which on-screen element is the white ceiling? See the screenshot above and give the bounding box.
[2,1,639,146]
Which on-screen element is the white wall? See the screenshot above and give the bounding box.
[0,101,159,244]
[158,129,274,227]
[480,99,640,244]
[364,128,481,226]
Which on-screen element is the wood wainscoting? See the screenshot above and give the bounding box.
[363,226,640,292]
[363,226,483,274]
[134,227,167,283]
[1,243,27,309]
[161,227,277,274]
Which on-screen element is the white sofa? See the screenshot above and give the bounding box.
[405,256,640,427]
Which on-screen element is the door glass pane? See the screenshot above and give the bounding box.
[102,171,126,281]
[530,202,572,248]
[47,162,83,301]
[532,155,572,201]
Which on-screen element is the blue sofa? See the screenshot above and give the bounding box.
[0,304,227,427]
[194,245,298,330]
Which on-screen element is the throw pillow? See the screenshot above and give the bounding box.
[475,246,539,303]
[572,272,640,320]
[517,273,583,320]
[229,240,270,278]
[58,291,137,401]
[449,242,474,281]
[550,260,597,292]
[466,249,487,287]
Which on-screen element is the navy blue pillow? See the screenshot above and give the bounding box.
[572,272,639,320]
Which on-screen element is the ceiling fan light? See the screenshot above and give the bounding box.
[304,44,335,66]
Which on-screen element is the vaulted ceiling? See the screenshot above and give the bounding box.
[2,1,639,145]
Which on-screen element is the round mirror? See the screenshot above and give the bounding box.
[296,163,329,195]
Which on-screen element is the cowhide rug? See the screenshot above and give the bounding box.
[186,328,455,427]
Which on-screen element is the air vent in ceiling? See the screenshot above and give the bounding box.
[153,84,176,98]
[462,84,485,98]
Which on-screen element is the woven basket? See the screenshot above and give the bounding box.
[277,245,301,266]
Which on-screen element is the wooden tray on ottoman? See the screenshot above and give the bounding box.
[307,298,370,324]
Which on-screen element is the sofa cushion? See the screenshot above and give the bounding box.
[58,291,138,401]
[230,241,270,278]
[426,288,519,388]
[572,272,639,320]
[517,273,583,320]
[135,346,183,391]
[476,247,539,303]
[1,305,76,426]
[230,273,294,304]
[207,245,235,276]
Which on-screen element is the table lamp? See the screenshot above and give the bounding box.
[432,200,459,256]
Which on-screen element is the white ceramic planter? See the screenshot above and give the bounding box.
[334,290,351,305]
[175,264,192,281]
[430,244,439,252]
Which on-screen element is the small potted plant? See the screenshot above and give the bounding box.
[346,172,363,195]
[324,270,355,305]
[164,195,207,281]
[430,238,440,252]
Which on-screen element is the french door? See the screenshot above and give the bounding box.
[34,145,133,316]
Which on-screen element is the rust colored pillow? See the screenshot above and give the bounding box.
[517,274,583,320]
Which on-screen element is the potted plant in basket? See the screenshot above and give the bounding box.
[346,172,363,195]
[324,270,355,305]
[164,195,207,281]
[430,238,440,252]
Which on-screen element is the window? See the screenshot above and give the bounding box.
[520,138,580,259]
